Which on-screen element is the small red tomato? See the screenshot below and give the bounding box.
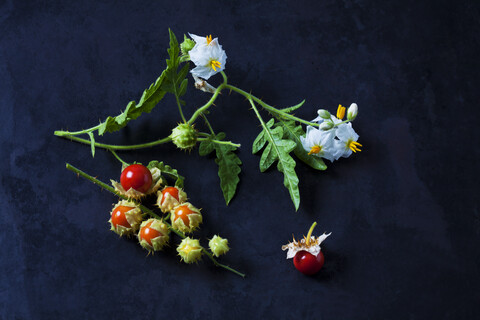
[111,205,134,229]
[139,220,161,246]
[173,205,194,227]
[161,187,180,205]
[293,250,325,275]
[120,164,153,193]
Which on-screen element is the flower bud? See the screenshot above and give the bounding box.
[170,202,202,233]
[138,218,170,252]
[317,109,331,120]
[347,103,358,121]
[319,120,334,131]
[209,235,230,257]
[157,186,187,213]
[177,237,203,263]
[109,200,143,236]
[180,35,196,55]
[171,123,198,150]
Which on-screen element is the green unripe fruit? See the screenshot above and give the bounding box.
[180,35,195,56]
[171,123,198,150]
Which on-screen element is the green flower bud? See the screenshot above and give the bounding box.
[138,218,170,252]
[319,120,334,131]
[209,235,230,257]
[170,202,203,233]
[347,103,358,121]
[109,200,143,236]
[180,35,196,56]
[171,123,198,150]
[177,237,203,264]
[317,109,331,120]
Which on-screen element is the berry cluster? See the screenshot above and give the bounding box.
[109,163,231,265]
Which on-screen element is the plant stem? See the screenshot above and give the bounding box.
[110,150,129,166]
[57,134,172,150]
[201,114,215,135]
[197,138,241,148]
[65,163,245,278]
[224,84,320,128]
[187,83,226,125]
[306,221,317,246]
[54,125,101,137]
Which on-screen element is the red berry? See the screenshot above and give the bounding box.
[161,187,180,205]
[139,220,162,246]
[111,205,134,229]
[293,250,325,275]
[120,164,153,193]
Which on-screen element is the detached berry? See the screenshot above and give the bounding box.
[208,235,230,257]
[171,123,197,150]
[171,202,202,233]
[177,237,203,263]
[109,200,143,236]
[157,186,187,213]
[282,222,331,276]
[138,218,170,252]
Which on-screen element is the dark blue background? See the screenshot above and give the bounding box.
[1,0,479,318]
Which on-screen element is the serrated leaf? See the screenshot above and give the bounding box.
[87,132,95,157]
[198,133,242,205]
[198,138,215,156]
[280,99,305,113]
[252,129,267,154]
[147,160,184,188]
[97,29,187,136]
[254,118,301,210]
[276,119,327,171]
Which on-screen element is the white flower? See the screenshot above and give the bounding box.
[334,123,362,158]
[188,33,227,80]
[300,126,337,162]
[282,232,331,259]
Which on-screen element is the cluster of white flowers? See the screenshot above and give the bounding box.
[300,103,361,162]
[188,34,227,80]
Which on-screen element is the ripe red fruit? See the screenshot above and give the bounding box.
[293,250,325,275]
[161,187,180,205]
[111,205,134,229]
[120,164,153,193]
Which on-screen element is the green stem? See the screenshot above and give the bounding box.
[224,84,319,128]
[201,114,215,135]
[187,83,226,125]
[57,134,172,150]
[110,150,129,166]
[65,163,245,278]
[54,125,102,137]
[197,138,241,148]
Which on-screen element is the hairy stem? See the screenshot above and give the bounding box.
[197,137,241,148]
[56,134,172,150]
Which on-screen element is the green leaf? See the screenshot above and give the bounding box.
[198,133,242,205]
[147,160,185,188]
[87,132,95,157]
[280,99,305,113]
[276,119,327,171]
[254,118,300,210]
[252,119,274,154]
[164,29,190,100]
[97,29,189,136]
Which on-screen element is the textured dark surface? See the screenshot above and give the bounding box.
[1,0,479,319]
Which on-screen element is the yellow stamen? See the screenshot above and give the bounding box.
[210,60,221,71]
[347,140,362,152]
[336,104,346,120]
[308,145,322,155]
[206,35,213,45]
